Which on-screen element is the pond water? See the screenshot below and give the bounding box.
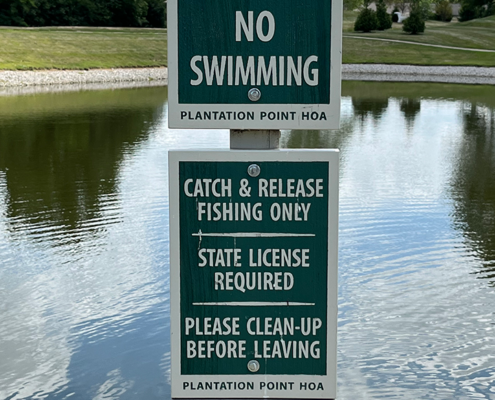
[0,81,494,400]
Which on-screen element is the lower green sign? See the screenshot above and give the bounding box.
[169,150,338,398]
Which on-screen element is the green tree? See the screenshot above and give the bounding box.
[354,7,379,32]
[0,0,34,26]
[0,0,166,27]
[435,0,453,21]
[145,0,165,27]
[394,0,409,13]
[459,0,494,21]
[403,8,425,33]
[344,0,363,10]
[376,0,393,29]
[107,0,148,26]
[412,0,434,20]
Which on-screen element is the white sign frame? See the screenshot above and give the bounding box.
[167,0,342,130]
[169,150,339,399]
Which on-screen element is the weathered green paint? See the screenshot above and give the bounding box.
[177,0,331,104]
[179,161,329,375]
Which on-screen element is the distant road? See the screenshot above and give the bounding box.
[343,35,495,53]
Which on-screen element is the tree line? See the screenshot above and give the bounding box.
[347,0,494,24]
[353,0,428,34]
[0,0,166,27]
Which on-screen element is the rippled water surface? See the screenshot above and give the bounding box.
[0,82,494,399]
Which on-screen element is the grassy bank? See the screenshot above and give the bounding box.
[343,37,495,66]
[344,12,495,50]
[343,13,495,66]
[0,27,167,70]
[0,15,494,70]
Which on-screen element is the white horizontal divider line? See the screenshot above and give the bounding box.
[193,302,315,306]
[192,231,315,238]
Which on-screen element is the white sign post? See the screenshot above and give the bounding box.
[167,0,341,397]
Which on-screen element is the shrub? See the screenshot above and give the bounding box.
[146,0,166,27]
[459,0,495,22]
[414,0,435,21]
[376,0,393,29]
[403,9,425,33]
[344,0,363,11]
[488,0,495,16]
[458,0,494,21]
[458,2,479,21]
[354,8,379,32]
[435,0,453,21]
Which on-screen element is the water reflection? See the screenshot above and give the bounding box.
[283,82,495,399]
[352,97,389,122]
[451,102,495,286]
[0,87,172,399]
[399,98,421,129]
[0,87,167,245]
[1,82,495,399]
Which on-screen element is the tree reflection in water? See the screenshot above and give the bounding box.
[399,98,421,129]
[2,81,495,398]
[0,87,167,245]
[451,102,495,286]
[352,98,389,123]
[283,81,495,288]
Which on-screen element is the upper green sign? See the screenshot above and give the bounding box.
[168,0,342,129]
[178,0,331,105]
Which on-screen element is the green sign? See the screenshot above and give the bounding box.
[168,0,342,129]
[169,150,339,398]
[178,0,330,105]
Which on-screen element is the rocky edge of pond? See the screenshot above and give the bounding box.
[0,65,494,91]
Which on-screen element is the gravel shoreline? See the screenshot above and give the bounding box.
[0,67,168,88]
[0,65,493,93]
[343,64,495,85]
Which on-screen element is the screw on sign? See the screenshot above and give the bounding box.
[248,360,260,373]
[247,164,261,178]
[248,88,261,102]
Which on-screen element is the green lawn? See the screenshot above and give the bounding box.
[0,15,494,70]
[343,37,495,66]
[343,13,495,66]
[344,14,495,50]
[0,27,167,70]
